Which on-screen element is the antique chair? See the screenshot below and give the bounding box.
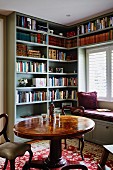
[0,113,33,170]
[61,164,88,170]
[62,105,85,160]
[98,144,113,170]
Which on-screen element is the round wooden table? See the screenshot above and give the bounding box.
[13,115,95,169]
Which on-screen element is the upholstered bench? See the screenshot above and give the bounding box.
[72,108,113,144]
[85,110,113,122]
[76,109,113,145]
[73,109,113,122]
[63,105,113,145]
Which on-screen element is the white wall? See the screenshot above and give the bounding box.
[0,18,4,143]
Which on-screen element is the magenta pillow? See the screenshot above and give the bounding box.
[77,91,97,109]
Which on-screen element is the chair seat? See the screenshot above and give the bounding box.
[0,142,31,160]
[98,144,113,170]
[103,144,113,154]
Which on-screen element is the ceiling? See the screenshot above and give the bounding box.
[0,0,113,26]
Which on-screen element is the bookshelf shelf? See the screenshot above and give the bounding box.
[16,40,48,47]
[16,56,47,61]
[48,33,66,39]
[49,86,77,88]
[16,26,48,35]
[48,59,77,63]
[16,72,47,74]
[16,86,47,90]
[16,100,48,106]
[48,45,67,50]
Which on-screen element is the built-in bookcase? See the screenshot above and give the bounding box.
[6,11,113,141]
[6,12,78,141]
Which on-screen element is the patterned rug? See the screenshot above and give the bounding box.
[0,139,113,170]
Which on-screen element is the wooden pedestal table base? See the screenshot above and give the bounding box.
[13,115,95,170]
[24,139,66,169]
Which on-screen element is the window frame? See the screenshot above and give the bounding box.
[86,45,113,102]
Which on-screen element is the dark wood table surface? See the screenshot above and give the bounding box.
[13,115,95,169]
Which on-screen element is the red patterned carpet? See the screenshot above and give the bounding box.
[0,139,113,170]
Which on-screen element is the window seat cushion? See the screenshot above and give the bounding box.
[73,109,113,122]
[84,110,113,122]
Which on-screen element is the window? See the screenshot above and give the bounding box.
[86,45,113,101]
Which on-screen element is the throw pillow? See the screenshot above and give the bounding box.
[77,91,97,109]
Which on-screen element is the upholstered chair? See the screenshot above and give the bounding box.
[98,144,113,170]
[0,113,33,170]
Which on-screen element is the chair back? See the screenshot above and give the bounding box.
[62,105,85,115]
[0,113,10,142]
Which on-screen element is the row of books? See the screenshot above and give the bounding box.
[66,39,77,48]
[48,49,77,60]
[49,36,65,47]
[16,15,48,32]
[79,16,113,34]
[49,89,77,100]
[49,77,78,86]
[16,43,27,56]
[16,61,46,73]
[49,36,77,48]
[17,44,42,58]
[16,91,47,103]
[79,30,113,46]
[17,14,113,38]
[49,49,66,60]
[17,32,47,44]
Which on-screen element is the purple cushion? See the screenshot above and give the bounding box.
[77,91,97,109]
[85,109,113,122]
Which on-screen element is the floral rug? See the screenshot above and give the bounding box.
[0,139,113,170]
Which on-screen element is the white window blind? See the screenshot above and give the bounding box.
[88,51,107,97]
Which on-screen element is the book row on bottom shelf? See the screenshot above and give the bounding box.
[16,90,47,103]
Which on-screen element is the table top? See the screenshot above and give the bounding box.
[13,115,95,140]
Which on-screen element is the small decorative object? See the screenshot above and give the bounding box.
[41,113,47,121]
[18,78,28,87]
[56,68,63,73]
[49,29,54,34]
[49,97,55,121]
[59,33,63,36]
[49,67,53,72]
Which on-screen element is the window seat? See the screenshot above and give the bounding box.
[72,109,113,122]
[71,108,113,144]
[84,110,113,122]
